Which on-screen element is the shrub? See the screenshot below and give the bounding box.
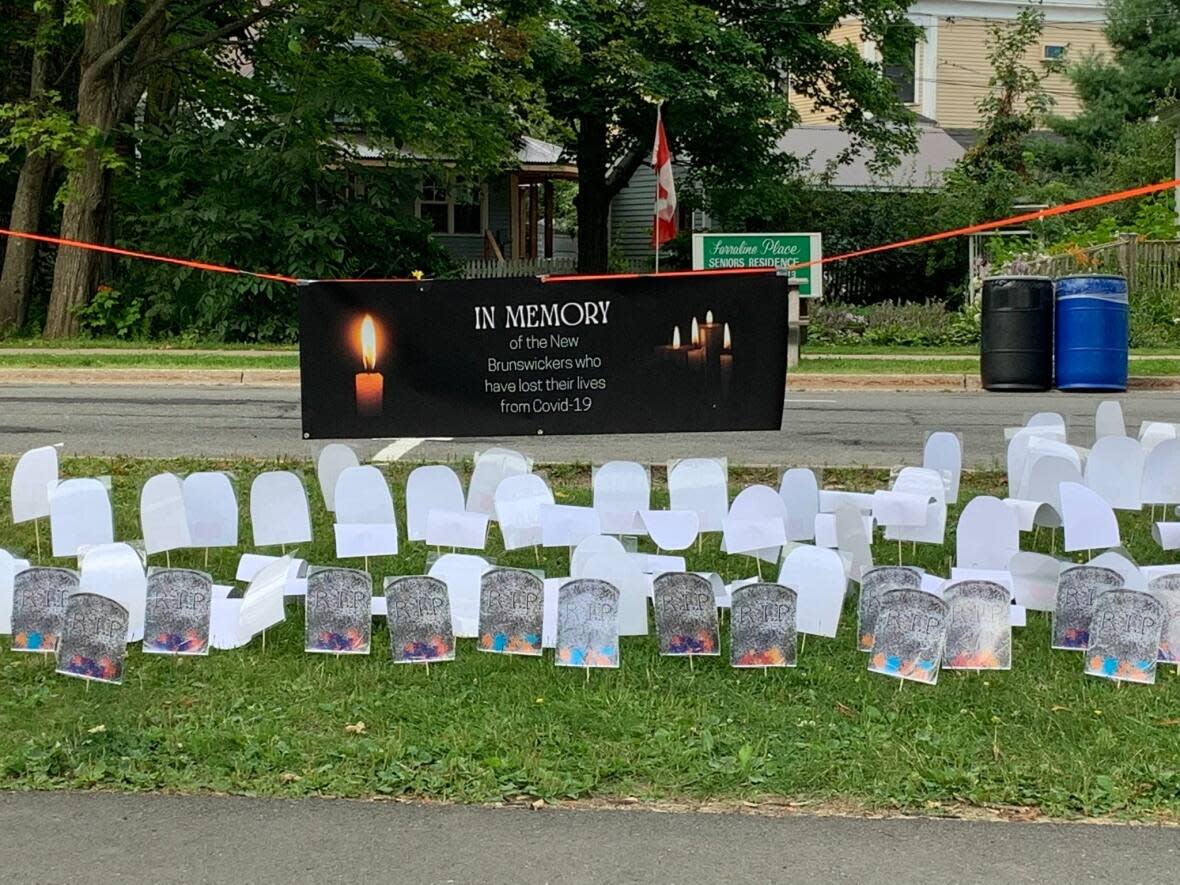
[1129,288,1180,348]
[808,300,980,347]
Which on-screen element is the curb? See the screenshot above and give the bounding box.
[0,367,1176,391]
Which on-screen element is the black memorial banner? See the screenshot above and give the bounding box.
[299,272,789,438]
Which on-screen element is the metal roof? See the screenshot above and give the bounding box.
[776,123,965,190]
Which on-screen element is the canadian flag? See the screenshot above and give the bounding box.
[651,107,677,249]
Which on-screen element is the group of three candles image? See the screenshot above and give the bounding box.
[655,310,735,399]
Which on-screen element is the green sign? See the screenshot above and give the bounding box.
[691,233,822,298]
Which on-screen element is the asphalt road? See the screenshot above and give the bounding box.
[1,792,1177,884]
[1,384,1179,466]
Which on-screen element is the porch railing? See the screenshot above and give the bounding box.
[462,256,577,278]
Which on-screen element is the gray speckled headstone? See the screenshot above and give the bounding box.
[11,567,78,653]
[1085,589,1164,684]
[478,568,544,656]
[857,566,923,652]
[730,582,797,668]
[144,568,213,656]
[556,579,619,668]
[385,576,453,663]
[55,593,129,685]
[868,589,947,685]
[653,572,719,657]
[1052,566,1123,650]
[1149,575,1180,663]
[305,567,372,655]
[943,580,1011,670]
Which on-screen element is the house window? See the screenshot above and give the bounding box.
[881,34,918,105]
[416,175,486,235]
[1043,44,1067,61]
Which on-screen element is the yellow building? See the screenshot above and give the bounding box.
[791,0,1111,136]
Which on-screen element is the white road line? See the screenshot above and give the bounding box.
[371,438,427,462]
[785,398,837,404]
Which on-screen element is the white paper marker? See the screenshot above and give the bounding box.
[494,474,555,550]
[79,542,147,642]
[1007,427,1066,497]
[725,485,789,563]
[427,553,491,637]
[239,556,291,641]
[11,446,58,524]
[425,510,489,551]
[1089,549,1147,591]
[777,544,846,638]
[1139,421,1178,454]
[1060,481,1121,552]
[140,473,191,555]
[1155,523,1180,551]
[316,444,359,512]
[209,598,247,650]
[183,472,238,548]
[50,478,114,558]
[467,448,530,516]
[640,510,700,551]
[250,471,312,548]
[334,466,398,557]
[923,432,962,503]
[1084,436,1145,511]
[814,513,875,549]
[592,461,650,535]
[540,504,602,548]
[779,468,819,541]
[667,458,728,532]
[405,465,465,541]
[956,495,1019,570]
[578,552,649,635]
[0,550,15,634]
[571,536,627,576]
[834,502,873,580]
[1142,439,1180,507]
[1094,400,1125,439]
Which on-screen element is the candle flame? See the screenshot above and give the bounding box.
[723,322,732,349]
[672,326,681,348]
[360,315,377,370]
[691,317,700,346]
[706,309,714,324]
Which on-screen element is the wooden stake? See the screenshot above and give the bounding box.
[262,630,266,653]
[204,547,210,570]
[898,540,903,564]
[800,634,806,656]
[165,550,171,569]
[34,518,42,561]
[756,558,763,581]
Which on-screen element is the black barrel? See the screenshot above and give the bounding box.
[980,276,1054,391]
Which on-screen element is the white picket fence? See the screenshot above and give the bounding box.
[463,257,578,278]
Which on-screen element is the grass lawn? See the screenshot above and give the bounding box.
[795,358,1180,376]
[2,457,1179,819]
[0,337,295,351]
[0,352,298,370]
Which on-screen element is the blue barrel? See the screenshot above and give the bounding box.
[1054,275,1129,391]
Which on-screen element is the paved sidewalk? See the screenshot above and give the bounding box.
[1,792,1176,884]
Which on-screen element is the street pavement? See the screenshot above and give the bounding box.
[1,384,1179,466]
[0,792,1176,884]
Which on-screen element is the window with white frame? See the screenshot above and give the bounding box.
[416,174,486,235]
[1043,44,1067,62]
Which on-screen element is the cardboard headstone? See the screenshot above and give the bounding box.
[652,572,719,656]
[1008,551,1063,611]
[10,445,59,524]
[50,479,114,558]
[730,582,797,668]
[140,473,192,555]
[143,568,212,655]
[10,567,77,652]
[1018,455,1083,529]
[467,448,530,516]
[555,578,619,668]
[1027,410,1066,429]
[238,556,290,641]
[592,461,650,535]
[316,444,359,512]
[834,501,873,580]
[867,588,948,685]
[1052,565,1123,649]
[427,553,490,637]
[578,552,649,635]
[478,567,544,656]
[1089,549,1146,591]
[1156,523,1180,551]
[667,458,728,532]
[183,472,239,548]
[571,536,627,576]
[208,598,247,650]
[1139,421,1177,453]
[923,432,962,503]
[1084,436,1145,511]
[1142,439,1180,507]
[250,471,313,548]
[1007,427,1066,497]
[1085,589,1164,684]
[956,496,1020,570]
[857,565,923,652]
[385,576,454,663]
[0,550,14,634]
[639,510,699,551]
[334,465,398,557]
[779,468,819,541]
[405,465,465,541]
[79,543,147,642]
[1149,574,1180,663]
[943,580,1011,670]
[425,509,489,550]
[304,567,371,654]
[1060,482,1121,552]
[724,485,789,562]
[777,545,847,638]
[1094,400,1126,439]
[55,593,129,685]
[494,473,555,550]
[539,504,602,548]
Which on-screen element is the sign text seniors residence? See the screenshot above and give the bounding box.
[692,233,822,298]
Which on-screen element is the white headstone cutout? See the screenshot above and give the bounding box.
[1139,421,1178,454]
[835,501,873,580]
[579,552,649,635]
[819,490,875,514]
[724,485,789,561]
[1095,400,1126,439]
[334,465,398,557]
[316,444,359,512]
[140,473,191,555]
[668,458,728,532]
[1008,551,1063,612]
[777,544,847,638]
[571,536,627,576]
[1059,481,1121,552]
[1142,439,1180,506]
[1018,454,1083,528]
[425,509,489,550]
[872,490,934,528]
[238,555,290,640]
[1002,498,1058,533]
[1007,427,1066,497]
[467,448,530,516]
[406,465,465,541]
[779,468,819,541]
[923,432,962,503]
[494,473,555,550]
[427,553,491,637]
[592,461,650,535]
[540,504,602,548]
[815,513,875,549]
[1154,523,1180,551]
[11,445,58,523]
[1084,436,1145,511]
[183,472,238,548]
[79,542,147,642]
[0,550,15,634]
[250,471,312,548]
[956,496,1019,570]
[1027,411,1066,429]
[640,511,700,551]
[1089,548,1147,592]
[50,478,114,558]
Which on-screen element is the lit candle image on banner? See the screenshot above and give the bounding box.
[656,326,688,366]
[687,317,705,374]
[699,309,723,385]
[354,314,383,417]
[720,323,733,399]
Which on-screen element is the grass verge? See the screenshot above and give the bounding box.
[1,457,1179,819]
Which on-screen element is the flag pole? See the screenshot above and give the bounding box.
[654,103,662,275]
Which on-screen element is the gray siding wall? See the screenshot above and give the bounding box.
[610,164,656,262]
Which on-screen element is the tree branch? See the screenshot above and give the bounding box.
[162,0,231,39]
[605,141,648,199]
[133,1,294,73]
[86,0,172,82]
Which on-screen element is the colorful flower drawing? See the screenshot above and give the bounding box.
[667,631,716,655]
[312,629,367,652]
[1060,627,1088,649]
[480,632,542,655]
[734,647,786,667]
[399,634,451,662]
[13,631,55,652]
[146,630,207,654]
[557,644,617,667]
[859,632,874,652]
[60,654,120,683]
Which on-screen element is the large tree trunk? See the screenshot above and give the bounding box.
[0,2,57,332]
[574,117,611,274]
